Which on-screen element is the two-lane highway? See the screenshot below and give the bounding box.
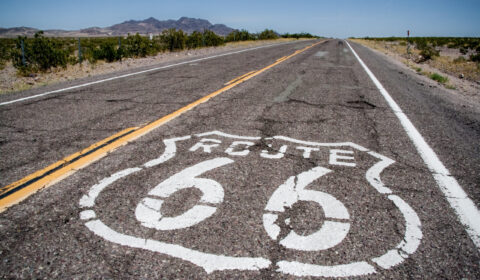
[0,39,479,279]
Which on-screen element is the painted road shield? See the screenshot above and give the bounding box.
[79,131,421,278]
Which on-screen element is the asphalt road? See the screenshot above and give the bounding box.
[0,39,479,279]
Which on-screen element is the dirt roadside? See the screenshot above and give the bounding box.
[0,38,302,95]
[350,39,480,105]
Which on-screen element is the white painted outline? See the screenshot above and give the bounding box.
[136,157,233,230]
[79,131,422,277]
[0,41,306,106]
[346,40,480,248]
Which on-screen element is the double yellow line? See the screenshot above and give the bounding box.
[0,41,321,212]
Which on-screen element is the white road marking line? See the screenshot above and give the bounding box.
[346,40,480,248]
[0,41,308,106]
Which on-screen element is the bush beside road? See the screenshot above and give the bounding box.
[351,37,480,103]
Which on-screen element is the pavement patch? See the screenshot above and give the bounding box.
[315,51,329,58]
[274,76,302,103]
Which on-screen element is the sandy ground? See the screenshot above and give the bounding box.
[0,38,300,95]
[351,39,480,105]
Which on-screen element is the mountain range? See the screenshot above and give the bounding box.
[0,17,235,38]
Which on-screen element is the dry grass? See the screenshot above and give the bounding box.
[429,55,480,81]
[351,39,420,57]
[351,39,480,83]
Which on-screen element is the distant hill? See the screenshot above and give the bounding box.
[0,17,235,38]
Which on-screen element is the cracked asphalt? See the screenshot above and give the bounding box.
[0,39,479,279]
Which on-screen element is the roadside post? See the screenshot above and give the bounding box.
[407,30,411,54]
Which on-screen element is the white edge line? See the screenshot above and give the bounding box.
[345,40,480,249]
[0,40,309,106]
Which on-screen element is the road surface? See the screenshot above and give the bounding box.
[0,39,479,279]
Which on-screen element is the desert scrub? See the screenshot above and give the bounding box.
[12,32,71,75]
[430,73,448,84]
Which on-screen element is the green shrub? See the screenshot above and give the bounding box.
[282,32,319,39]
[430,73,448,83]
[201,30,224,47]
[12,31,70,74]
[187,31,203,48]
[93,41,118,62]
[160,29,187,51]
[124,33,150,57]
[225,29,255,42]
[470,53,480,62]
[258,29,278,40]
[0,38,14,69]
[417,42,439,61]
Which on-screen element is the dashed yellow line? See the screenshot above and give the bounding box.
[0,41,322,212]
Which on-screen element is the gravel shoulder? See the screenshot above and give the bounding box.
[350,39,480,106]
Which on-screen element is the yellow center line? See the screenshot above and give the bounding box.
[0,127,138,212]
[224,71,257,85]
[0,41,322,212]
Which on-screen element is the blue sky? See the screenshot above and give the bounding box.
[0,0,479,38]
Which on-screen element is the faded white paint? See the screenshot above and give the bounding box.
[189,138,222,153]
[79,167,142,208]
[296,146,320,158]
[260,144,287,159]
[80,131,422,277]
[225,141,255,156]
[85,219,271,273]
[80,210,96,220]
[136,158,232,230]
[144,136,191,168]
[277,260,376,277]
[264,166,350,251]
[329,149,356,167]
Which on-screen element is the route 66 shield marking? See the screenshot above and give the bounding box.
[79,131,422,278]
